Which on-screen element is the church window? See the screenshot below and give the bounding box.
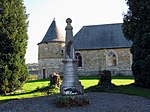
[75,53,82,67]
[43,68,46,79]
[61,49,64,56]
[107,50,117,66]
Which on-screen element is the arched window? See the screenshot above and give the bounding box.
[75,53,82,67]
[107,50,117,66]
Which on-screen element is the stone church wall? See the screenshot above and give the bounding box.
[76,48,132,76]
[38,42,132,79]
[106,48,132,76]
[76,50,101,76]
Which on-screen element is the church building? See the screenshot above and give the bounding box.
[38,19,132,79]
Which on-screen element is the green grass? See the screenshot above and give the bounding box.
[0,76,150,104]
[84,76,150,99]
[0,79,50,101]
[80,76,134,88]
[112,78,134,86]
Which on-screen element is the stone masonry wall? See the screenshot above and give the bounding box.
[76,48,132,76]
[38,58,64,79]
[38,42,65,59]
[38,45,132,79]
[76,50,101,76]
[106,49,132,76]
[38,42,65,79]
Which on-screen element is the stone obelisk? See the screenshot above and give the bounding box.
[60,18,84,95]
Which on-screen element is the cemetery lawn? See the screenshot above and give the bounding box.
[0,76,150,104]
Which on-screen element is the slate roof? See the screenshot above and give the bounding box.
[39,19,65,44]
[74,23,132,50]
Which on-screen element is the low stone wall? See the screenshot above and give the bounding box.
[78,70,100,76]
[78,69,132,76]
[110,69,133,76]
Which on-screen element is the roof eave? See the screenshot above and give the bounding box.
[75,46,131,51]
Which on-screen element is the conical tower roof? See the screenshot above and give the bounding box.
[39,19,65,44]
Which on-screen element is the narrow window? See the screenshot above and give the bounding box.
[61,49,64,56]
[43,69,46,79]
[75,53,82,67]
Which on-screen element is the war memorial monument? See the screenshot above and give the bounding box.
[57,18,89,107]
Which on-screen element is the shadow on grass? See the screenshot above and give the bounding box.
[2,86,49,97]
[0,86,59,104]
[85,83,150,99]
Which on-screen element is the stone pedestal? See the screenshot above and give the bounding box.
[60,59,84,95]
[56,94,89,107]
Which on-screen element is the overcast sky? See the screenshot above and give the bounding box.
[24,0,128,64]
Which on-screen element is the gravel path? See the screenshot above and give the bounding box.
[0,92,150,112]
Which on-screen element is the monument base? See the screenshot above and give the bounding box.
[60,59,84,95]
[56,94,90,107]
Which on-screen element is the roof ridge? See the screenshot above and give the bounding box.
[83,23,123,28]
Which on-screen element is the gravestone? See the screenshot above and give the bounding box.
[49,72,60,87]
[98,70,116,90]
[57,18,89,107]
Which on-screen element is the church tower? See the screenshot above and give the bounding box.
[38,19,65,79]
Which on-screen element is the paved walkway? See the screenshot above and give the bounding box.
[0,93,150,112]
